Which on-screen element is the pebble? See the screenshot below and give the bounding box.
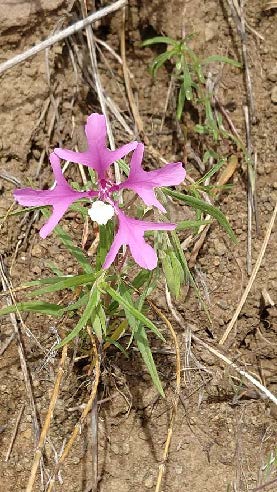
[31,244,42,257]
[271,86,277,104]
[213,239,227,256]
[144,473,154,489]
[110,443,120,455]
[267,65,277,82]
[204,22,218,42]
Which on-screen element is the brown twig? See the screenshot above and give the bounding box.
[219,201,277,345]
[165,294,277,405]
[0,0,127,75]
[25,344,68,492]
[46,334,100,491]
[5,403,25,461]
[0,258,41,444]
[147,297,181,492]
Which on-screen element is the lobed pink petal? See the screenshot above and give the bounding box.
[55,113,138,179]
[39,203,69,238]
[119,143,185,211]
[54,148,91,167]
[103,209,176,270]
[14,154,93,237]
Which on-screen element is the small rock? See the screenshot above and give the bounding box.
[213,239,227,256]
[22,428,32,440]
[110,443,120,455]
[271,86,277,104]
[144,473,154,489]
[267,65,277,82]
[31,244,42,257]
[205,22,218,42]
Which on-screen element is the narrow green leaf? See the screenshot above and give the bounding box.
[55,287,100,348]
[0,301,64,317]
[96,221,114,271]
[142,36,177,47]
[162,250,184,298]
[163,188,236,241]
[27,272,102,298]
[134,327,165,396]
[176,219,211,230]
[202,55,241,67]
[103,284,165,341]
[150,49,176,77]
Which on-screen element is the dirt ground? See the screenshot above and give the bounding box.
[0,1,277,491]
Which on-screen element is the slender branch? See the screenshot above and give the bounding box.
[0,0,127,75]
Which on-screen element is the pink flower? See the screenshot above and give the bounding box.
[14,113,186,270]
[103,208,176,270]
[14,153,96,238]
[54,113,138,179]
[118,143,185,212]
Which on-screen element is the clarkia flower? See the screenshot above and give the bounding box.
[14,152,96,238]
[14,113,186,270]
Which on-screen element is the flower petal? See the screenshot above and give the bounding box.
[103,209,176,270]
[55,113,138,179]
[14,153,93,237]
[119,143,185,210]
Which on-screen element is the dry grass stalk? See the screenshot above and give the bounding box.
[46,333,100,492]
[0,0,127,75]
[0,258,42,444]
[5,403,25,462]
[219,201,277,345]
[148,296,181,492]
[165,293,277,405]
[25,345,68,492]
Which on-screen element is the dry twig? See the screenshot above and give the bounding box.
[5,403,25,462]
[26,345,68,492]
[148,296,181,492]
[219,201,277,345]
[0,0,127,75]
[46,334,100,491]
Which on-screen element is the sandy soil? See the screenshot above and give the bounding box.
[0,1,277,491]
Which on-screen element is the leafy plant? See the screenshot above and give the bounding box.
[142,34,240,139]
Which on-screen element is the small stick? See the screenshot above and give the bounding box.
[0,332,15,356]
[166,293,277,406]
[0,0,127,75]
[148,296,181,492]
[219,201,277,345]
[25,345,68,492]
[120,6,148,143]
[0,258,41,444]
[46,334,100,492]
[5,403,25,461]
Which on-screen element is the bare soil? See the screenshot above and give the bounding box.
[0,1,277,491]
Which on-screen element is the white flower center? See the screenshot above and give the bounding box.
[88,200,114,225]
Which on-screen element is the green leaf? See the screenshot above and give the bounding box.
[103,284,165,341]
[27,272,102,298]
[163,188,236,241]
[176,219,211,231]
[0,301,64,317]
[55,286,100,348]
[134,326,165,396]
[202,55,241,68]
[162,250,184,298]
[150,49,177,77]
[96,221,114,271]
[177,83,186,120]
[91,303,106,341]
[142,36,177,47]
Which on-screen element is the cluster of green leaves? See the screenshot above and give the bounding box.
[142,34,240,139]
[0,174,235,395]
